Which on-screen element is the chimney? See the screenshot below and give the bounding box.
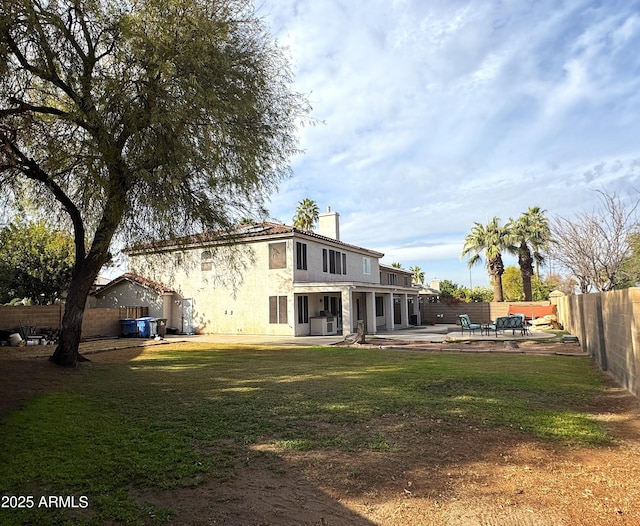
[318,206,340,240]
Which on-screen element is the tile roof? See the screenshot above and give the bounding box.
[127,222,384,258]
[94,273,175,295]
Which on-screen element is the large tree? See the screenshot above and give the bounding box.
[550,190,639,293]
[0,0,308,366]
[462,217,512,302]
[507,206,551,301]
[0,220,74,304]
[292,197,319,232]
[409,265,424,285]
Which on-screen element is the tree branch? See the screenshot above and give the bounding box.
[0,135,86,263]
[1,98,68,118]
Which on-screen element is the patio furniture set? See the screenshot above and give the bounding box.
[458,313,530,338]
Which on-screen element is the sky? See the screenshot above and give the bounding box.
[256,0,640,288]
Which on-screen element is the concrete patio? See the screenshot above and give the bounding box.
[2,324,561,360]
[185,323,557,346]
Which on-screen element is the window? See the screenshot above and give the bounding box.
[269,242,286,269]
[322,249,328,272]
[296,242,307,270]
[297,296,309,323]
[375,296,384,316]
[269,296,288,324]
[342,253,347,275]
[404,276,409,286]
[388,273,397,285]
[363,257,371,275]
[201,250,212,271]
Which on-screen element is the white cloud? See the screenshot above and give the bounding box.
[261,0,640,286]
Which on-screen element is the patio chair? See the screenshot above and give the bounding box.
[458,314,481,335]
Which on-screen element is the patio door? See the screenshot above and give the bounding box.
[182,298,194,335]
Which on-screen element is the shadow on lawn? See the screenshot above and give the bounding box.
[2,344,638,525]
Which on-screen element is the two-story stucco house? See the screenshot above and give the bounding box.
[113,209,420,336]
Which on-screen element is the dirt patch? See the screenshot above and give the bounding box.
[2,342,640,525]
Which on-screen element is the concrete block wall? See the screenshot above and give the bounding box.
[557,288,640,398]
[0,305,126,339]
[0,305,63,331]
[81,308,122,338]
[420,301,550,325]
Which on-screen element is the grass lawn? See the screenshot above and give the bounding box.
[0,343,612,525]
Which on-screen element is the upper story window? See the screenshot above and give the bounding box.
[363,257,371,275]
[296,242,307,270]
[201,250,213,271]
[323,248,347,275]
[388,273,397,285]
[269,242,287,269]
[404,276,409,286]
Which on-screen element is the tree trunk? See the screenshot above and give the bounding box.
[519,243,534,302]
[492,274,504,302]
[50,258,103,367]
[489,256,505,302]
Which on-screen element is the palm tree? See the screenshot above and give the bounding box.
[391,262,403,268]
[508,207,551,301]
[292,198,319,232]
[462,217,512,302]
[409,265,425,284]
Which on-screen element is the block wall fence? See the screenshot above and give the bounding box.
[555,288,640,399]
[0,305,125,338]
[420,301,551,325]
[422,291,640,398]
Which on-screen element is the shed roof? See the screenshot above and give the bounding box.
[94,273,174,296]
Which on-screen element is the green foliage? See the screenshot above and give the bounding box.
[508,207,551,292]
[292,198,320,231]
[0,221,74,304]
[463,286,494,302]
[409,265,424,284]
[463,208,552,302]
[0,344,611,524]
[502,266,524,301]
[0,0,309,363]
[462,217,512,301]
[502,265,554,301]
[438,279,465,299]
[532,276,554,300]
[619,231,640,287]
[438,280,492,303]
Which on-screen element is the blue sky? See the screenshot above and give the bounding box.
[257,0,640,288]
